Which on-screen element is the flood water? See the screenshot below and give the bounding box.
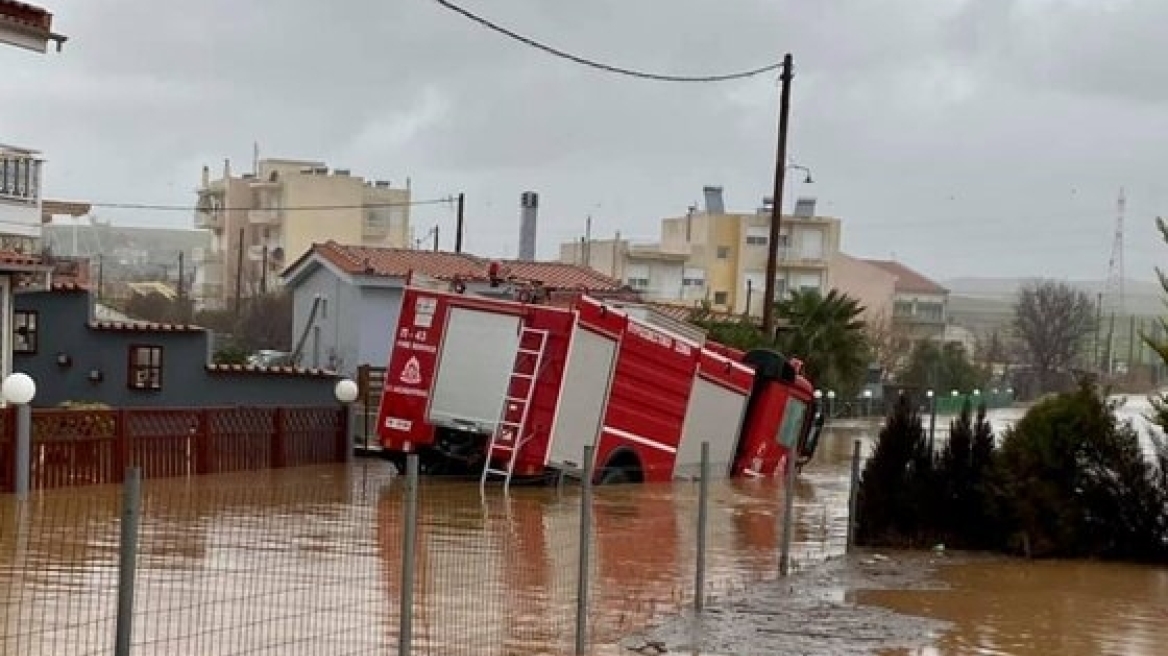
[1,399,1167,655]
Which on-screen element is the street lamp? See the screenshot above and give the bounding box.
[827,390,836,418]
[862,389,873,417]
[926,389,937,453]
[334,378,359,404]
[788,163,814,184]
[3,373,37,500]
[334,377,359,457]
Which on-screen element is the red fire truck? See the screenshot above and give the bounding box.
[375,284,825,487]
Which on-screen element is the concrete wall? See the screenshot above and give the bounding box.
[13,289,339,408]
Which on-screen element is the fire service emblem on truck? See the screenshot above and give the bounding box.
[399,356,423,385]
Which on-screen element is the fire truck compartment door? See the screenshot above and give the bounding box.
[548,327,617,467]
[426,307,523,434]
[676,377,748,479]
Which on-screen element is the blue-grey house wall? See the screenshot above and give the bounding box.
[290,265,363,374]
[357,285,403,371]
[14,290,339,408]
[289,262,404,377]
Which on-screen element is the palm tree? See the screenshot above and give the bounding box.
[775,288,870,395]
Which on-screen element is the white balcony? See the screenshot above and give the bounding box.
[0,151,42,239]
[248,208,282,225]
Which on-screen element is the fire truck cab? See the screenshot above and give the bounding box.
[375,284,823,486]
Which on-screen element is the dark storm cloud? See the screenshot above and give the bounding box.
[2,0,1166,278]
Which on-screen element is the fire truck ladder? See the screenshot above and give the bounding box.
[480,327,550,494]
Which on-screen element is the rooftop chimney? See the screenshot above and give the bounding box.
[201,165,210,187]
[702,186,725,214]
[519,191,539,261]
[223,158,231,179]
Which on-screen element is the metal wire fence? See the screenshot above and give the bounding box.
[0,439,864,656]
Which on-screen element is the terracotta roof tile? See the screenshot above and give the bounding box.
[290,241,626,292]
[0,1,52,32]
[861,259,947,295]
[205,364,336,378]
[88,321,204,333]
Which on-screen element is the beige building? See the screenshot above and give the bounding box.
[193,158,412,309]
[559,238,695,303]
[561,188,841,316]
[827,253,897,325]
[831,254,953,357]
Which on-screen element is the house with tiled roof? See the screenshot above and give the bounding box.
[279,241,638,377]
[0,1,66,52]
[10,281,342,408]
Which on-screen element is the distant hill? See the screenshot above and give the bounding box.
[943,277,1164,317]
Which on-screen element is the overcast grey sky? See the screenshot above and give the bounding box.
[3,0,1168,282]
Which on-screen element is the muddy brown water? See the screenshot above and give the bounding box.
[1,410,1167,655]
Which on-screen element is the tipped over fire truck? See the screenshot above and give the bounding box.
[375,282,825,487]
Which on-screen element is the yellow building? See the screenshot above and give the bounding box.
[562,188,841,317]
[193,158,412,309]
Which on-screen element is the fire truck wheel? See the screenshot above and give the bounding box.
[598,465,633,485]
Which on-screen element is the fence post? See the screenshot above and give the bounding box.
[14,403,31,500]
[194,410,211,475]
[271,408,286,469]
[335,405,350,463]
[358,365,371,451]
[846,439,862,553]
[779,447,797,576]
[114,466,142,656]
[575,444,594,656]
[399,453,419,656]
[695,441,709,612]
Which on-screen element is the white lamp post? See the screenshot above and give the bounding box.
[926,389,937,453]
[3,372,37,499]
[334,378,359,457]
[827,390,836,418]
[334,378,359,404]
[862,388,873,417]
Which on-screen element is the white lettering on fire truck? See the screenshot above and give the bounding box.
[384,417,412,431]
[414,297,437,329]
[395,340,437,354]
[627,322,673,349]
[389,386,429,398]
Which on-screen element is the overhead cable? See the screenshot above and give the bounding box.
[429,0,784,83]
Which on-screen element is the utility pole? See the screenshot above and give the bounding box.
[433,226,440,252]
[455,193,465,253]
[234,227,244,315]
[761,53,794,338]
[260,245,268,295]
[177,251,185,300]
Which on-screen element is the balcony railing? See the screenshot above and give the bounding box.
[778,247,827,266]
[248,208,282,225]
[194,210,222,230]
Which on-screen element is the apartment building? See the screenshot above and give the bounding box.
[0,0,66,52]
[558,237,694,303]
[192,158,412,309]
[561,187,841,315]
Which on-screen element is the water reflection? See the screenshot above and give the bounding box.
[867,557,1168,656]
[21,414,1167,655]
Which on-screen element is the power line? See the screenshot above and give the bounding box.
[84,197,456,213]
[429,0,784,83]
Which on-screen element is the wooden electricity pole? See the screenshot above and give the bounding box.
[761,53,794,338]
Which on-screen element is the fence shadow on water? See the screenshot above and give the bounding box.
[0,437,861,656]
